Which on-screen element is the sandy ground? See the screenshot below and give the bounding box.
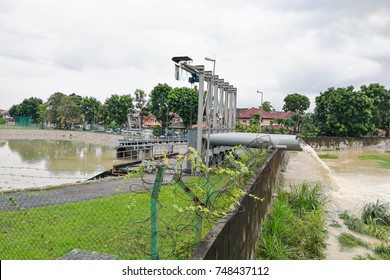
[0,129,124,147]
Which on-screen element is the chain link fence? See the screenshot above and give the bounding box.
[0,145,271,260]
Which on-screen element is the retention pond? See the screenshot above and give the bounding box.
[0,139,116,191]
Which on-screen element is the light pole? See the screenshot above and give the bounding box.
[205,57,216,76]
[205,57,216,168]
[257,90,263,133]
[164,103,169,138]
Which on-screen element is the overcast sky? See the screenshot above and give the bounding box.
[1,0,390,112]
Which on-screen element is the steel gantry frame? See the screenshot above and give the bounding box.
[172,56,303,169]
[172,57,237,165]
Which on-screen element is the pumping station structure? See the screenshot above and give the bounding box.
[114,56,302,173]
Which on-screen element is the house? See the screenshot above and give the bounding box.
[238,107,294,127]
[168,113,186,133]
[0,109,15,126]
[142,114,161,128]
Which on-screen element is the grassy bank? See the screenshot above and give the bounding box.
[1,182,224,260]
[256,182,328,260]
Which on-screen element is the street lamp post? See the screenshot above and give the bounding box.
[205,57,216,168]
[164,103,169,139]
[205,57,216,76]
[257,90,263,133]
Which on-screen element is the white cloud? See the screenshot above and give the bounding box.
[1,0,390,112]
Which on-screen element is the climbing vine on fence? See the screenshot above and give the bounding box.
[124,145,270,259]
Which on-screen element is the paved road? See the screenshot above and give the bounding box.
[0,176,162,210]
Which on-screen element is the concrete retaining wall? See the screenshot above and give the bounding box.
[190,149,286,260]
[302,137,390,150]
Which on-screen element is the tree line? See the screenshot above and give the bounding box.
[239,83,389,137]
[8,83,198,130]
[6,82,390,137]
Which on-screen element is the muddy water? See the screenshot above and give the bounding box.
[282,144,390,259]
[0,139,116,191]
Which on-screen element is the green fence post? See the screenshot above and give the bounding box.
[173,175,205,242]
[150,165,165,260]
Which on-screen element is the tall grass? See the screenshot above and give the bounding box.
[339,201,390,242]
[361,200,390,226]
[257,183,328,260]
[339,211,367,235]
[339,200,390,259]
[337,233,370,249]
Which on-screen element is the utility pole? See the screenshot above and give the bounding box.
[257,90,263,133]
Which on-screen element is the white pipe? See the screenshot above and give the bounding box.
[206,132,303,151]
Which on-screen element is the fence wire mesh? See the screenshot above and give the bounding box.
[0,144,272,260]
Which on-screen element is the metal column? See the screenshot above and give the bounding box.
[212,75,219,130]
[196,66,205,157]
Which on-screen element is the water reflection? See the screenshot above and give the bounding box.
[0,139,116,191]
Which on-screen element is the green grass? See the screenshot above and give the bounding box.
[0,167,251,260]
[329,220,342,228]
[358,154,390,169]
[337,233,370,249]
[361,200,390,226]
[374,245,390,260]
[339,211,368,235]
[340,202,390,242]
[318,153,338,159]
[339,201,390,259]
[0,182,231,260]
[256,183,328,260]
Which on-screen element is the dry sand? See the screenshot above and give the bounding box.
[0,129,123,147]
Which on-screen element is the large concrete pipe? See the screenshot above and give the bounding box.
[206,132,303,151]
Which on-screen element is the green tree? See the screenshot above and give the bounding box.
[80,96,101,129]
[360,83,390,136]
[314,86,374,137]
[8,97,43,123]
[149,83,172,127]
[37,103,48,127]
[133,89,149,125]
[9,104,21,118]
[299,113,318,137]
[250,112,260,126]
[103,94,134,127]
[261,101,274,112]
[283,93,310,114]
[46,92,67,127]
[57,95,81,127]
[167,87,198,128]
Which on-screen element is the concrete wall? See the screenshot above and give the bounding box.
[190,149,286,260]
[302,137,390,150]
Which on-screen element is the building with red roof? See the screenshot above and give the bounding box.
[238,107,294,127]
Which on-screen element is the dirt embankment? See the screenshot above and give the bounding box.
[0,129,123,147]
